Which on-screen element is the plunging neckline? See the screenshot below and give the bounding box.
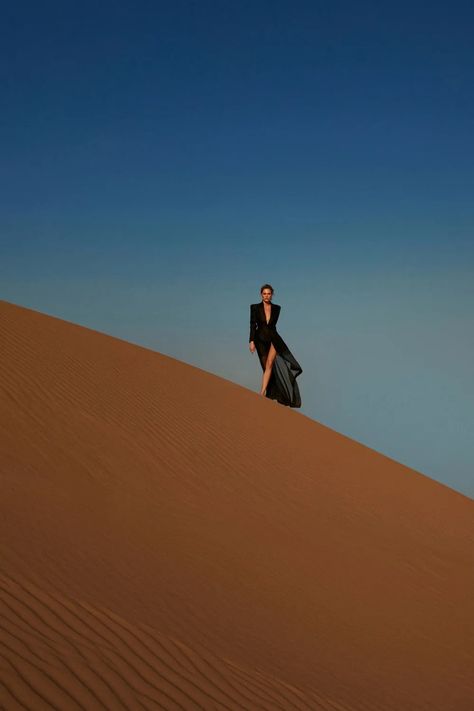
[262,301,271,325]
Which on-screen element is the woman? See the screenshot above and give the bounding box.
[249,284,302,407]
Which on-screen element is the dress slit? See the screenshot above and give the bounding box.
[256,336,302,408]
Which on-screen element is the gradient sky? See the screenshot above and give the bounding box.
[2,1,473,497]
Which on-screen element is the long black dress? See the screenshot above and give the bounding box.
[249,301,302,407]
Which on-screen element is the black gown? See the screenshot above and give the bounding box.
[249,301,302,407]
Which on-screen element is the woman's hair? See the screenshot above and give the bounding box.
[260,283,274,294]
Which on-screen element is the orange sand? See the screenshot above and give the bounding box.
[1,299,473,710]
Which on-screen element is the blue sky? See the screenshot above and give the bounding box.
[2,1,473,497]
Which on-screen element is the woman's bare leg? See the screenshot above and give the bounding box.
[260,343,277,395]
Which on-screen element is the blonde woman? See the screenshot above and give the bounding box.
[249,284,302,407]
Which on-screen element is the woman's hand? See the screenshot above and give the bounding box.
[249,341,255,353]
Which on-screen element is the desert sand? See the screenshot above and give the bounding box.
[0,299,473,710]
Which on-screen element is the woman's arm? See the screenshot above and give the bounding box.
[249,304,257,342]
[273,304,281,326]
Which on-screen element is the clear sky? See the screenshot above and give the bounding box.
[2,1,473,497]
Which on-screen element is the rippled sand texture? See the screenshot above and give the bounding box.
[1,300,473,710]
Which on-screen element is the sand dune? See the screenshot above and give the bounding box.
[1,299,473,710]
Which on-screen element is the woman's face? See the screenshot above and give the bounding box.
[261,289,273,303]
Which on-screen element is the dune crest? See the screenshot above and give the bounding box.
[1,300,473,710]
